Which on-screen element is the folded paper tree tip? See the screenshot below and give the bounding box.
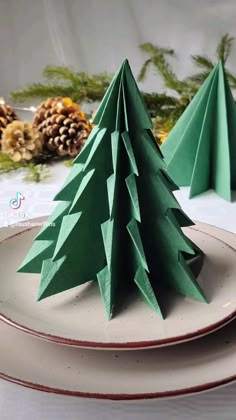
[18,59,207,320]
[161,60,236,201]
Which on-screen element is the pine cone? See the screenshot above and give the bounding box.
[33,97,92,157]
[2,121,43,162]
[0,102,18,141]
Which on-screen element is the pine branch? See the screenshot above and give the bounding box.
[139,43,175,57]
[11,84,79,103]
[11,65,113,104]
[23,163,51,183]
[43,66,113,88]
[43,66,80,84]
[142,92,178,117]
[10,62,180,118]
[184,71,211,85]
[11,77,111,104]
[74,72,112,100]
[216,33,234,64]
[189,34,236,90]
[138,43,178,90]
[151,53,191,94]
[139,42,194,96]
[143,92,178,107]
[225,70,236,88]
[0,152,26,173]
[138,59,152,81]
[191,55,214,70]
[186,68,236,91]
[64,159,73,167]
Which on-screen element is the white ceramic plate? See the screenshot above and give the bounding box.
[0,318,236,400]
[0,219,236,350]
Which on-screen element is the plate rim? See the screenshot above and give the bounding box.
[1,304,236,350]
[1,219,236,350]
[1,368,236,401]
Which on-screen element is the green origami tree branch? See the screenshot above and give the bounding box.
[18,60,206,319]
[162,61,236,201]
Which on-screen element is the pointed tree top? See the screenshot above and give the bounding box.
[215,59,224,72]
[93,59,152,131]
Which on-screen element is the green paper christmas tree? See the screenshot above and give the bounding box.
[18,60,206,319]
[161,61,236,201]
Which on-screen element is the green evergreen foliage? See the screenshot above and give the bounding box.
[11,66,113,104]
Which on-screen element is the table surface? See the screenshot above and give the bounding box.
[0,163,236,420]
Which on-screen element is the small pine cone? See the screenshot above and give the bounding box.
[0,117,7,128]
[60,134,68,143]
[51,124,60,136]
[54,137,62,147]
[33,97,93,157]
[0,102,19,141]
[45,109,51,119]
[63,118,73,126]
[51,114,58,124]
[68,128,76,137]
[59,126,68,135]
[48,137,57,150]
[39,110,45,120]
[51,107,58,115]
[58,144,68,156]
[2,121,43,162]
[56,115,65,125]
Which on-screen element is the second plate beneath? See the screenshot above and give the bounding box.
[0,220,236,350]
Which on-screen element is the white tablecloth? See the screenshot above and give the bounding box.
[0,163,236,420]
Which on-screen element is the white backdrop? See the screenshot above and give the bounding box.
[1,0,236,102]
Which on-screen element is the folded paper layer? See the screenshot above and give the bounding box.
[161,61,236,201]
[18,59,206,319]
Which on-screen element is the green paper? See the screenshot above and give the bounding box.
[134,267,163,318]
[101,219,114,271]
[35,201,71,241]
[161,61,236,201]
[52,212,82,260]
[107,174,116,217]
[97,266,113,320]
[125,174,141,222]
[53,164,84,202]
[18,240,54,274]
[121,132,139,175]
[69,169,96,214]
[73,126,100,164]
[18,59,206,319]
[127,218,149,272]
[111,131,119,172]
[83,128,107,171]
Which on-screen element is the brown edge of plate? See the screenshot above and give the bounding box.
[1,371,236,400]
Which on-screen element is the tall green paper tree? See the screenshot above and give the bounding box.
[161,61,236,201]
[18,60,206,319]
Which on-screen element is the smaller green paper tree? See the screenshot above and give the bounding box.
[161,61,236,201]
[18,60,206,319]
